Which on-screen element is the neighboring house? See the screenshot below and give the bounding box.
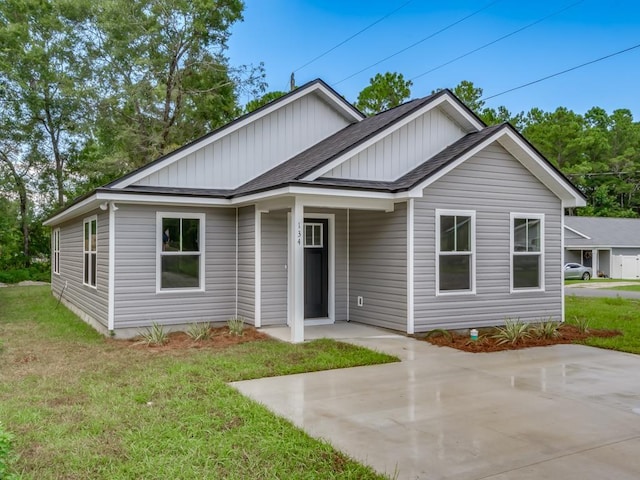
[564,216,640,279]
[44,79,585,342]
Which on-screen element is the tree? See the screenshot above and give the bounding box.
[89,0,265,177]
[0,0,94,207]
[244,91,287,114]
[356,72,412,116]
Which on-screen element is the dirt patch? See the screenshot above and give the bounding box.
[116,326,270,352]
[424,324,621,353]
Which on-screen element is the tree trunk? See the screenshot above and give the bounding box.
[0,153,30,266]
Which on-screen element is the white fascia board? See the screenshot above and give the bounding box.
[407,128,586,207]
[111,83,362,189]
[43,193,98,226]
[566,244,640,249]
[563,225,591,239]
[303,93,484,181]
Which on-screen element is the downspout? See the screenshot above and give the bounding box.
[346,208,350,322]
[107,202,117,332]
[235,207,238,317]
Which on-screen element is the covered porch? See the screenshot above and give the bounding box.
[251,194,411,343]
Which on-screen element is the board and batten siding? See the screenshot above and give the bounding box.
[113,204,236,330]
[133,93,351,190]
[324,107,464,181]
[51,209,109,330]
[260,210,288,325]
[306,208,348,321]
[413,142,563,331]
[236,206,255,321]
[348,203,407,330]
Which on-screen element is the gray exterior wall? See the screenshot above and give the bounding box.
[260,209,288,325]
[349,203,407,330]
[306,208,348,321]
[612,248,640,256]
[237,206,255,321]
[113,204,236,330]
[565,250,581,263]
[133,93,352,190]
[51,209,109,330]
[414,142,563,331]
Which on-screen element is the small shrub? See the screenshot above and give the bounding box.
[0,422,17,480]
[491,319,530,345]
[532,319,561,339]
[187,322,211,341]
[139,323,169,346]
[424,328,452,341]
[227,316,245,336]
[572,316,590,334]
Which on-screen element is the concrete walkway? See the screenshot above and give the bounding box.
[566,282,640,299]
[233,328,640,480]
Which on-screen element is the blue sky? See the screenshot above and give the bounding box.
[227,0,640,117]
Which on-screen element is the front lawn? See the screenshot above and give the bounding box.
[606,285,640,292]
[565,295,640,354]
[0,286,397,479]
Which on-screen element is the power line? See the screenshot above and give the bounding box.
[483,42,640,101]
[293,1,413,73]
[332,0,502,86]
[411,0,584,82]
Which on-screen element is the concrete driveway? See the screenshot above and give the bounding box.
[232,328,640,480]
[566,282,640,299]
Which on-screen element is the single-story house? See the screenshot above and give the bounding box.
[564,216,640,279]
[44,79,585,342]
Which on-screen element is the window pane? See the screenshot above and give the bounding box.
[314,225,322,246]
[514,218,527,252]
[161,255,200,289]
[305,225,313,246]
[91,253,97,286]
[513,255,540,288]
[84,222,90,251]
[439,255,471,291]
[440,216,455,251]
[84,253,90,283]
[456,216,471,252]
[527,219,540,252]
[162,218,180,251]
[181,218,200,252]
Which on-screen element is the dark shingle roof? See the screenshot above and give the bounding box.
[233,91,451,196]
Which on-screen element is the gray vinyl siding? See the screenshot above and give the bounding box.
[414,143,563,331]
[113,204,236,328]
[260,210,288,325]
[349,203,407,330]
[134,93,351,190]
[325,107,464,181]
[237,206,255,321]
[612,248,640,256]
[51,209,109,328]
[306,208,348,321]
[565,250,582,263]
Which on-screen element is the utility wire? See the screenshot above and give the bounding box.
[293,0,413,73]
[483,42,640,100]
[411,0,584,81]
[332,0,502,86]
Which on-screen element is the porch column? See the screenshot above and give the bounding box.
[290,197,305,343]
[592,248,598,277]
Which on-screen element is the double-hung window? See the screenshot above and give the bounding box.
[52,228,60,275]
[83,216,97,287]
[157,212,205,291]
[436,210,475,294]
[511,213,544,291]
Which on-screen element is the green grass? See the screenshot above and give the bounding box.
[605,285,640,292]
[0,286,397,479]
[564,278,640,285]
[565,295,640,354]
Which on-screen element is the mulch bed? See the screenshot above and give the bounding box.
[121,326,270,352]
[423,324,621,353]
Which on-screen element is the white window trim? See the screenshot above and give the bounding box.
[510,212,545,293]
[52,228,60,275]
[435,209,476,296]
[83,215,97,289]
[156,212,206,294]
[303,222,324,248]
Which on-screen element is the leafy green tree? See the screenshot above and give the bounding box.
[89,0,265,177]
[356,72,412,116]
[245,91,288,114]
